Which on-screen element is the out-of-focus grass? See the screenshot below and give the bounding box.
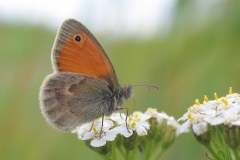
[1,1,240,159]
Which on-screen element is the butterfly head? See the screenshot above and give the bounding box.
[112,85,133,112]
[121,85,134,101]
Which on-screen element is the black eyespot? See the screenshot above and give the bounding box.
[75,35,81,42]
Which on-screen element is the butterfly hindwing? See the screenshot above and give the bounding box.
[40,72,114,131]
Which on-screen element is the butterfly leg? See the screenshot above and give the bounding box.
[120,112,124,119]
[89,122,94,132]
[100,114,105,138]
[117,108,131,133]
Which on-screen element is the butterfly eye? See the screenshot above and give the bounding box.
[74,35,81,42]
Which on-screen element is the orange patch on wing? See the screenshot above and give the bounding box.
[56,31,116,85]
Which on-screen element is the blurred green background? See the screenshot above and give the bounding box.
[1,1,240,160]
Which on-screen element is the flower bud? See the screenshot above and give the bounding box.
[123,131,137,150]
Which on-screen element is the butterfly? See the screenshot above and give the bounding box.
[39,19,134,131]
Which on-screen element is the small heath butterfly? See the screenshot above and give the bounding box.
[39,19,133,131]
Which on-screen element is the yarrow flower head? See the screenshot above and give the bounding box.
[113,111,151,137]
[72,118,118,147]
[71,108,185,160]
[178,87,240,160]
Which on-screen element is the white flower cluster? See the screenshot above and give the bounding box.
[178,87,240,136]
[145,108,187,136]
[72,108,183,147]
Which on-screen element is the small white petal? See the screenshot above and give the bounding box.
[232,119,240,126]
[192,121,208,136]
[140,121,150,130]
[96,120,114,129]
[114,125,133,137]
[159,112,174,121]
[177,113,188,122]
[81,131,94,140]
[204,115,225,125]
[111,113,126,125]
[136,125,147,136]
[76,129,85,138]
[179,121,191,134]
[140,114,151,121]
[167,119,180,129]
[91,138,106,147]
[104,130,118,141]
[156,116,164,125]
[145,108,159,118]
[201,109,218,116]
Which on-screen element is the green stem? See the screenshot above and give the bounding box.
[221,134,231,160]
[145,140,154,160]
[125,150,130,160]
[137,147,144,160]
[112,141,117,160]
[117,145,125,158]
[208,125,233,160]
[205,144,222,160]
[210,126,222,148]
[128,136,139,160]
[232,148,240,160]
[100,154,110,160]
[216,126,231,160]
[144,140,150,160]
[154,147,165,160]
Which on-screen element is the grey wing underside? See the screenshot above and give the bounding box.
[39,72,112,131]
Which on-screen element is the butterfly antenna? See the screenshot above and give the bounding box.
[131,84,159,90]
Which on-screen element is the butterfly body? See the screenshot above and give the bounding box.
[39,19,133,131]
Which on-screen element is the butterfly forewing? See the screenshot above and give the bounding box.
[52,19,118,88]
